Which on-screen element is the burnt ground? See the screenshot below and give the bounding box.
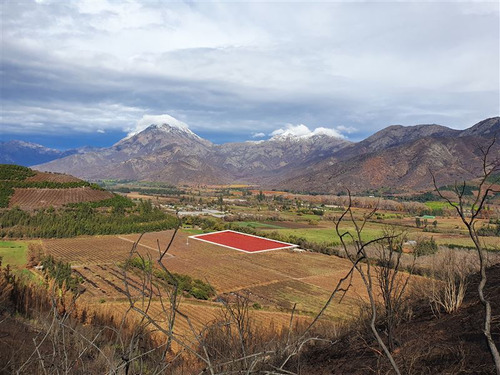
[296,264,500,374]
[1,264,499,374]
[0,315,48,374]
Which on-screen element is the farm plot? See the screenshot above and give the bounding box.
[162,255,289,293]
[88,299,311,352]
[9,187,113,210]
[42,236,144,265]
[42,230,376,322]
[26,171,82,183]
[121,231,240,260]
[272,226,384,245]
[189,230,298,253]
[74,264,157,299]
[245,278,363,320]
[246,250,354,279]
[0,241,28,267]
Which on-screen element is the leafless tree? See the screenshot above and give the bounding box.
[375,227,415,352]
[298,192,404,374]
[432,136,500,374]
[335,195,403,374]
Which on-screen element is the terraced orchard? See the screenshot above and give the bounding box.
[9,187,112,210]
[0,164,112,209]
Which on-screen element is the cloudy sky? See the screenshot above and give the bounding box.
[1,0,499,149]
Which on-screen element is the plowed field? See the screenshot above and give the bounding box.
[9,187,113,209]
[42,230,369,321]
[26,171,82,183]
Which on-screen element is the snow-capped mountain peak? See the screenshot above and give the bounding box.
[125,114,199,139]
[270,125,345,141]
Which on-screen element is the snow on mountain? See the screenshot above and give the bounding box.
[270,124,345,141]
[125,114,199,139]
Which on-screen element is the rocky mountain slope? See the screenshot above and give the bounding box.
[29,116,500,193]
[34,119,352,185]
[34,122,228,184]
[277,117,499,193]
[214,133,350,180]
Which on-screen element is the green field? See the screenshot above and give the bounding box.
[182,229,205,235]
[234,221,285,229]
[0,241,28,267]
[424,201,451,210]
[273,226,384,245]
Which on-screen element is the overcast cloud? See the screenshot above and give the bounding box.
[1,0,499,147]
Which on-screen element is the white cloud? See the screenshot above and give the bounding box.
[125,114,190,138]
[271,124,345,139]
[271,124,310,138]
[252,132,266,138]
[0,101,145,134]
[1,0,498,141]
[336,125,357,134]
[311,127,345,138]
[97,129,105,134]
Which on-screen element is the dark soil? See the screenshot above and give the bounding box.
[296,264,500,374]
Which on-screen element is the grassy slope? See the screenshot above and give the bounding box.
[0,241,28,267]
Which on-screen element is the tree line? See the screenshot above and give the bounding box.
[0,199,178,238]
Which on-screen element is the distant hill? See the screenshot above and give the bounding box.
[277,117,499,193]
[0,164,112,210]
[24,115,500,193]
[0,140,99,167]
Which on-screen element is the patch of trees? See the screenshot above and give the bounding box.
[439,184,475,196]
[397,191,439,203]
[40,255,81,291]
[0,164,36,180]
[67,194,134,209]
[124,256,216,300]
[0,200,178,238]
[414,237,438,256]
[297,208,324,216]
[112,186,186,196]
[0,183,14,208]
[478,219,500,237]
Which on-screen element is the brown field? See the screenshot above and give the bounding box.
[86,298,311,353]
[38,228,440,353]
[9,187,113,210]
[125,192,177,204]
[26,171,82,183]
[42,230,370,321]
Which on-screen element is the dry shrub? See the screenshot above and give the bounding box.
[200,294,284,372]
[26,243,44,268]
[429,249,477,315]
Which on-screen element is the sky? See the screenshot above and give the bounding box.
[1,0,499,149]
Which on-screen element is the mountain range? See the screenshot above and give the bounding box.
[0,140,101,166]
[3,116,499,193]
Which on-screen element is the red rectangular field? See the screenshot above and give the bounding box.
[189,230,298,253]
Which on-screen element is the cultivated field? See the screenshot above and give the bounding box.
[9,187,113,210]
[41,230,369,321]
[26,171,82,183]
